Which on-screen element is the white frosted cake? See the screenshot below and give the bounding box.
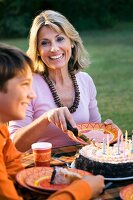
[75,142,133,178]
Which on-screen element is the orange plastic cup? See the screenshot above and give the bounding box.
[31,142,52,167]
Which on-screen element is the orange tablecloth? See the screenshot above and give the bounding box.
[20,145,133,200]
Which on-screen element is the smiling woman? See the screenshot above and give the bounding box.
[37,25,72,70]
[9,10,102,152]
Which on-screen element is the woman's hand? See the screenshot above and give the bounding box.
[46,107,76,132]
[104,119,113,125]
[104,119,123,133]
[82,175,105,198]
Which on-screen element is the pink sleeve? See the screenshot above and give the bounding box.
[76,72,101,123]
[88,76,101,122]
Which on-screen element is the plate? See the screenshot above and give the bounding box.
[120,184,133,200]
[16,168,52,194]
[104,176,133,181]
[76,122,122,144]
[24,167,92,191]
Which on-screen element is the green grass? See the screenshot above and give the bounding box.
[1,22,133,135]
[0,38,28,51]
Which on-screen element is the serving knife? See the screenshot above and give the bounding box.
[52,157,71,167]
[66,121,91,144]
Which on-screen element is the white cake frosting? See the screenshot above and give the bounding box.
[79,143,133,164]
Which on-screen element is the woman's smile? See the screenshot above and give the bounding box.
[49,53,64,60]
[38,26,72,70]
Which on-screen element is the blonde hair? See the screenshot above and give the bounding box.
[27,10,90,73]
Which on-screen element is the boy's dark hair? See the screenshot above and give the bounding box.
[0,43,34,91]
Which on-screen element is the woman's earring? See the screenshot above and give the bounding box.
[71,44,74,48]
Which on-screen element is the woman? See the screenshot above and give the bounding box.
[9,10,101,152]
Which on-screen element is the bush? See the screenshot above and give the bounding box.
[0,0,133,38]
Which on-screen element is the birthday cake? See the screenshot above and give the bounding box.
[75,142,133,178]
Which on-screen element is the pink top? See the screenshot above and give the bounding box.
[9,72,101,148]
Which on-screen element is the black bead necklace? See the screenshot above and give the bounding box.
[43,71,80,113]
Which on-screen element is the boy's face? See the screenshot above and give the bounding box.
[0,66,36,123]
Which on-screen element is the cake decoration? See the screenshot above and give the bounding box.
[75,132,133,178]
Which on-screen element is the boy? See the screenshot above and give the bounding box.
[0,43,104,200]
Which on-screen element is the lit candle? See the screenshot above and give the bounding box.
[102,138,106,154]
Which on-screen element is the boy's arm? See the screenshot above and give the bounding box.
[48,179,92,200]
[4,137,24,178]
[0,145,23,200]
[0,125,23,200]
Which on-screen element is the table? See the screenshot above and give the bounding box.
[19,144,133,200]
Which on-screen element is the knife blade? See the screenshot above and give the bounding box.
[66,121,91,144]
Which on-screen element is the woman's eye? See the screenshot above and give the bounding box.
[41,40,49,46]
[57,36,64,42]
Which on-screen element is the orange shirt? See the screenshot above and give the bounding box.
[0,124,23,200]
[0,124,92,200]
[48,179,92,200]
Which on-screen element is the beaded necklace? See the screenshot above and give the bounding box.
[43,71,80,113]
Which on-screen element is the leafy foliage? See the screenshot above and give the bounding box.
[0,0,133,37]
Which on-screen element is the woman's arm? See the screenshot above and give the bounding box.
[9,107,76,152]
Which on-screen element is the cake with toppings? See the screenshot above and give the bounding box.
[75,142,133,178]
[50,167,81,184]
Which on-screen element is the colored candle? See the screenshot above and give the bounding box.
[125,130,128,149]
[125,130,128,143]
[128,140,131,156]
[123,141,126,158]
[117,135,120,155]
[106,134,110,156]
[102,138,106,154]
[121,134,124,152]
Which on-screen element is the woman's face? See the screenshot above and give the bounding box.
[37,26,72,70]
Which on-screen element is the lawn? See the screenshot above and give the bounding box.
[1,22,133,136]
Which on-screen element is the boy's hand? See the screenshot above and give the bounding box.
[83,175,105,198]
